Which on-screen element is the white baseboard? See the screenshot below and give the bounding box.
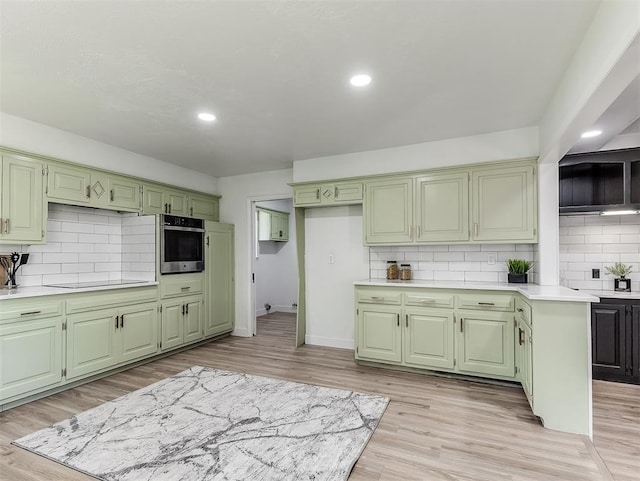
[256,305,297,317]
[255,308,268,317]
[305,335,354,350]
[231,327,251,337]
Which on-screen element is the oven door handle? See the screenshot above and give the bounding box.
[162,226,205,233]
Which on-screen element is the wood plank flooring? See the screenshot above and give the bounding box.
[0,312,634,480]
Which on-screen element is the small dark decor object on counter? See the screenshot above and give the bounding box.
[605,262,632,292]
[506,258,533,284]
[1,251,29,289]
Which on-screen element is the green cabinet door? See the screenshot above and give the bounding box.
[142,183,166,214]
[161,301,184,350]
[119,302,158,363]
[415,172,469,242]
[332,181,363,204]
[166,190,188,216]
[205,222,235,337]
[190,194,219,221]
[521,321,533,405]
[271,211,289,241]
[364,178,413,244]
[471,164,537,242]
[357,304,402,363]
[108,175,140,212]
[47,162,92,204]
[183,297,203,344]
[457,311,515,377]
[0,317,63,401]
[66,308,119,380]
[1,155,45,243]
[294,185,321,206]
[404,308,455,369]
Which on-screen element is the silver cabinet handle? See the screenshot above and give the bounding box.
[334,187,339,198]
[86,185,91,198]
[110,189,114,202]
[3,218,8,234]
[473,223,479,237]
[370,296,384,301]
[20,310,42,316]
[396,313,400,326]
[405,314,408,327]
[181,286,191,291]
[517,308,524,312]
[418,298,436,303]
[478,302,495,306]
[115,315,119,329]
[316,188,320,200]
[460,318,464,332]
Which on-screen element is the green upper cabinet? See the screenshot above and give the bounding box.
[0,155,46,243]
[364,177,413,244]
[364,160,537,245]
[204,222,235,337]
[293,181,363,207]
[47,162,141,212]
[471,164,537,242]
[142,183,219,220]
[107,175,140,211]
[257,207,289,241]
[415,172,469,242]
[190,193,220,221]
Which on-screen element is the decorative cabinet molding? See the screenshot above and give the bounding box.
[0,154,46,244]
[363,159,537,245]
[293,181,363,207]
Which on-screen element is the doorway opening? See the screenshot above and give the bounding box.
[251,198,298,344]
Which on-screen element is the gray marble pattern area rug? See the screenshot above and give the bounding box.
[13,366,389,481]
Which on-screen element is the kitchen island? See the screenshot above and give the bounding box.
[354,279,598,437]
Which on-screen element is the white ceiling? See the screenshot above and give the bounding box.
[0,1,604,178]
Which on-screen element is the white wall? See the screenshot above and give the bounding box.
[254,199,297,315]
[305,205,369,349]
[293,127,538,182]
[217,169,294,337]
[0,113,219,194]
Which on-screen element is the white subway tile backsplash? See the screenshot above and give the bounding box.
[559,214,640,291]
[10,205,156,287]
[370,244,535,281]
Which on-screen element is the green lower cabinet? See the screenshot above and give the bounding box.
[457,311,515,378]
[160,296,203,351]
[356,305,402,363]
[66,302,158,381]
[205,222,235,337]
[0,317,63,401]
[520,321,533,405]
[404,308,455,369]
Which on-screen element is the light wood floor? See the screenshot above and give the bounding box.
[1,312,637,480]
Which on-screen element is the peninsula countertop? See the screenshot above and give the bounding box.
[354,279,600,303]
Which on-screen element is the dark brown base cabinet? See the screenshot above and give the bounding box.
[591,299,639,384]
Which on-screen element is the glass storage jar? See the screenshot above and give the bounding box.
[386,261,398,280]
[400,264,412,280]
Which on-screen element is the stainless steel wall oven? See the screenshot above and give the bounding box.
[160,215,204,274]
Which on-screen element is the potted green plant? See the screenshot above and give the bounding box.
[604,262,632,292]
[506,259,533,284]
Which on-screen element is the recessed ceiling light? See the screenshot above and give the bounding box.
[350,74,372,87]
[581,130,602,138]
[198,112,216,122]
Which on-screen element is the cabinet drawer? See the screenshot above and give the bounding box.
[356,289,401,305]
[66,287,158,314]
[0,299,64,323]
[404,291,454,309]
[515,297,532,326]
[457,293,514,312]
[160,274,204,299]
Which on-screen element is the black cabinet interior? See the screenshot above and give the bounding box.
[592,298,639,384]
[559,148,640,214]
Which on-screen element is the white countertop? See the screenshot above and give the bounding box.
[579,289,640,301]
[354,279,600,303]
[0,281,158,300]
